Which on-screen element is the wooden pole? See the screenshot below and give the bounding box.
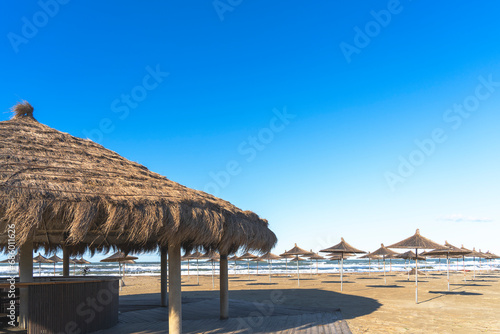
[160,247,168,307]
[447,255,450,291]
[168,243,182,334]
[220,254,229,320]
[383,256,386,285]
[62,247,70,277]
[296,256,300,287]
[340,256,344,292]
[415,248,418,304]
[19,240,33,329]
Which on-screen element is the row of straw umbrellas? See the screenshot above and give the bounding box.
[262,229,498,304]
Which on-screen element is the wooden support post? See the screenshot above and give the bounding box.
[220,254,229,320]
[160,247,168,307]
[62,246,70,277]
[19,240,33,329]
[168,244,182,334]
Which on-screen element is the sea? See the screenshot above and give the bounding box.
[1,257,498,277]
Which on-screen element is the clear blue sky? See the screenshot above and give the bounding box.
[1,1,499,261]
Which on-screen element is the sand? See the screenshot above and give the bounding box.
[119,270,500,333]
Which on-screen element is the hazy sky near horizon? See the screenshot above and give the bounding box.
[1,1,499,260]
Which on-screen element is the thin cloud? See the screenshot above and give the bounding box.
[438,214,493,223]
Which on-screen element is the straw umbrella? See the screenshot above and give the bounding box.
[422,241,469,291]
[257,253,281,282]
[320,238,365,291]
[239,252,258,278]
[181,251,195,280]
[464,247,483,280]
[228,255,239,276]
[282,244,314,287]
[48,255,63,275]
[279,251,294,273]
[360,252,380,276]
[485,251,499,273]
[388,229,443,303]
[459,245,472,281]
[101,252,138,288]
[370,244,399,285]
[395,250,426,280]
[251,257,264,275]
[33,254,54,276]
[204,251,220,289]
[186,251,206,285]
[307,251,325,275]
[0,102,277,332]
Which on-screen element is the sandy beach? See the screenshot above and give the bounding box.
[119,270,500,334]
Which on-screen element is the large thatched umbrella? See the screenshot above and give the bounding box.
[422,241,469,291]
[281,244,313,287]
[0,102,277,332]
[320,238,365,291]
[371,244,399,285]
[33,253,54,276]
[360,252,380,276]
[48,255,63,275]
[388,229,443,303]
[257,252,281,282]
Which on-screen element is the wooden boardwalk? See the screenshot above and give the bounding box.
[93,297,352,334]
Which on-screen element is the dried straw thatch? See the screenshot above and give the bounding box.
[370,243,399,258]
[100,251,138,262]
[320,238,365,254]
[387,229,443,250]
[282,244,313,256]
[0,102,277,255]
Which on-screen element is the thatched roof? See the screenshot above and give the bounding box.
[74,257,90,264]
[395,251,425,261]
[238,252,257,260]
[421,241,470,257]
[320,238,365,254]
[282,244,313,256]
[465,248,484,258]
[100,251,138,262]
[359,252,381,259]
[257,252,281,261]
[0,102,277,255]
[307,251,325,260]
[48,255,63,263]
[485,251,499,259]
[33,253,53,263]
[371,244,399,258]
[387,229,443,250]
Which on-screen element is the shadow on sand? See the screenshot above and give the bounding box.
[365,284,404,288]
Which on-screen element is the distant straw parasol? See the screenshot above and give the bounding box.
[463,247,483,280]
[360,252,381,276]
[307,251,325,275]
[281,244,314,287]
[239,252,258,278]
[33,254,54,276]
[320,238,365,291]
[204,251,220,289]
[371,244,399,285]
[48,255,63,275]
[395,250,425,280]
[257,253,281,282]
[279,251,294,272]
[101,252,138,288]
[388,229,443,303]
[185,251,205,285]
[422,241,469,291]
